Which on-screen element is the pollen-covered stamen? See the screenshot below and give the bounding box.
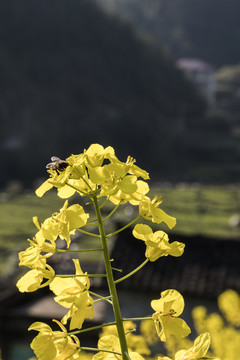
[126,156,136,166]
[152,195,162,207]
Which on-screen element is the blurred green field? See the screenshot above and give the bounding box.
[0,184,240,277]
[0,191,64,276]
[1,183,240,246]
[153,183,240,239]
[0,191,63,250]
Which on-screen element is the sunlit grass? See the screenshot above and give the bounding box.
[1,184,240,248]
[155,184,240,239]
[1,184,240,278]
[0,191,63,250]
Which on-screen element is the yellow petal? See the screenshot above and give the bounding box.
[66,204,89,230]
[118,176,138,194]
[192,332,211,357]
[30,333,57,360]
[132,224,153,242]
[175,333,211,360]
[160,317,191,341]
[35,180,53,197]
[16,269,43,292]
[151,290,185,317]
[57,185,76,198]
[19,246,40,267]
[152,208,176,229]
[69,292,94,330]
[129,352,146,360]
[28,322,52,333]
[85,144,105,167]
[32,216,41,230]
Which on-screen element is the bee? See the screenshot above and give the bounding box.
[46,156,69,172]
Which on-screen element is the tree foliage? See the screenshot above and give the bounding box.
[97,0,240,67]
[0,0,205,188]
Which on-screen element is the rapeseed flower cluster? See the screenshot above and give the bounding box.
[17,200,89,293]
[16,144,213,360]
[190,290,240,360]
[158,332,211,360]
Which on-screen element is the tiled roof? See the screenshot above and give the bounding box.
[1,229,240,317]
[107,226,240,298]
[0,286,106,324]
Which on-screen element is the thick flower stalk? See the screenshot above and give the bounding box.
[16,144,211,360]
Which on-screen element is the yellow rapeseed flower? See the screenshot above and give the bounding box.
[132,224,184,261]
[36,200,89,248]
[93,335,145,360]
[139,196,176,229]
[29,320,80,360]
[49,259,94,330]
[175,332,211,360]
[36,144,149,204]
[101,321,150,355]
[16,258,55,292]
[218,289,240,327]
[151,289,191,342]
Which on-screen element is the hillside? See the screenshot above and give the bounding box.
[0,0,205,188]
[96,0,240,67]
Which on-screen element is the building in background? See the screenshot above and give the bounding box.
[177,58,216,108]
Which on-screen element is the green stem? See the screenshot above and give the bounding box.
[80,346,122,356]
[67,175,94,194]
[83,222,98,227]
[90,293,113,305]
[99,197,109,209]
[123,316,153,322]
[80,176,95,192]
[103,203,120,222]
[55,274,107,278]
[106,215,141,238]
[89,290,110,299]
[115,259,149,284]
[76,228,100,238]
[65,182,89,197]
[111,267,123,273]
[56,248,103,253]
[93,295,113,304]
[69,321,117,335]
[92,194,129,360]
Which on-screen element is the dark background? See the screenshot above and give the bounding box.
[1,0,240,188]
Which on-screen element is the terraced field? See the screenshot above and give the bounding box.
[0,184,240,278]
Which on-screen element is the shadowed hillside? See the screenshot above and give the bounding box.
[96,0,240,67]
[0,0,205,188]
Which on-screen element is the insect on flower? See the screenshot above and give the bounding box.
[46,156,69,172]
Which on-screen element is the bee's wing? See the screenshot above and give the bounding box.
[51,156,60,161]
[46,162,55,169]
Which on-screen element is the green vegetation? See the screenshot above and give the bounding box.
[1,184,239,250]
[1,184,239,281]
[155,184,240,239]
[0,191,63,250]
[97,0,240,67]
[215,64,240,127]
[0,191,62,277]
[0,0,205,189]
[1,0,240,185]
